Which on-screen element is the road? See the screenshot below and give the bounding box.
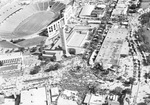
[128,12,143,105]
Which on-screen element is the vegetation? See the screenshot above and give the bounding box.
[139,12,150,26]
[144,72,150,79]
[68,48,76,55]
[30,66,41,75]
[83,42,90,48]
[44,63,61,72]
[122,88,132,95]
[110,87,123,95]
[92,62,104,74]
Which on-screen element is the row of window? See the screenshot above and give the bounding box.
[47,18,64,33]
[0,58,22,65]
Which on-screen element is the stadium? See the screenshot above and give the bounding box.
[0,0,66,40]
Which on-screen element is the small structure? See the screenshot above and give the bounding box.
[79,5,95,18]
[0,95,4,104]
[67,29,89,54]
[3,98,15,105]
[120,40,129,57]
[0,95,15,105]
[57,90,78,105]
[50,87,60,102]
[42,50,63,61]
[83,94,107,105]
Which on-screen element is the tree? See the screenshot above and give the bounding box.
[83,42,89,48]
[30,47,37,53]
[44,63,61,72]
[110,87,123,95]
[44,58,51,64]
[129,77,135,84]
[30,66,41,75]
[122,88,132,94]
[123,81,131,87]
[68,48,76,55]
[76,65,81,71]
[93,62,103,71]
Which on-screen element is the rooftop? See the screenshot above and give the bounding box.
[95,25,128,69]
[20,87,47,105]
[79,5,95,17]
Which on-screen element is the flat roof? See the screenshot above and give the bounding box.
[120,40,129,55]
[90,94,105,105]
[67,31,87,47]
[80,5,95,17]
[112,7,127,15]
[0,95,4,104]
[95,26,128,69]
[20,87,47,105]
[84,94,91,104]
[50,87,59,96]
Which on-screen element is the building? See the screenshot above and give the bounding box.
[67,28,89,54]
[0,95,4,104]
[2,98,15,105]
[111,0,129,18]
[0,94,16,105]
[79,5,95,18]
[50,87,59,102]
[42,50,63,61]
[83,94,107,105]
[0,52,23,73]
[95,25,129,69]
[57,90,78,105]
[20,87,47,105]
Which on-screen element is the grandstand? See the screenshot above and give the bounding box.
[0,1,66,39]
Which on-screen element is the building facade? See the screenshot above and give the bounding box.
[0,52,23,72]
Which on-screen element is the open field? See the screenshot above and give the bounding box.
[13,11,56,36]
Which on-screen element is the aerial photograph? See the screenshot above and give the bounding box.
[0,0,150,105]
